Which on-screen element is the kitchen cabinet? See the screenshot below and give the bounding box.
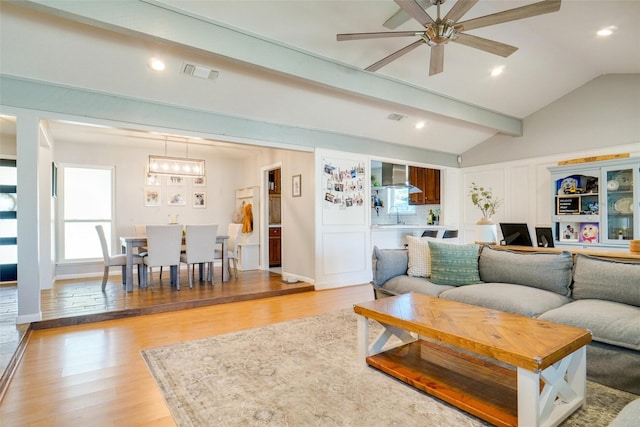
[409,166,440,205]
[269,227,281,266]
[548,158,639,248]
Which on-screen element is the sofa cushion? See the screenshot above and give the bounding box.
[440,283,571,317]
[478,246,573,297]
[428,241,481,286]
[406,236,436,278]
[382,276,455,297]
[371,246,408,287]
[539,299,640,351]
[572,254,640,307]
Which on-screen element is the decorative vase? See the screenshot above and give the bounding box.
[475,217,497,245]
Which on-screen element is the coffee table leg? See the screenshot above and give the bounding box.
[517,346,587,427]
[357,315,417,366]
[357,314,369,366]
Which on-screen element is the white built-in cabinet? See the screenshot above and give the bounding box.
[548,158,639,248]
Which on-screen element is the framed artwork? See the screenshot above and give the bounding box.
[292,174,301,197]
[144,167,161,186]
[559,222,580,242]
[193,176,206,187]
[192,191,206,208]
[579,222,599,244]
[167,191,186,206]
[167,175,184,186]
[144,188,161,207]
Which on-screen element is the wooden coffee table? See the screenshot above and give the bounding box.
[354,293,592,427]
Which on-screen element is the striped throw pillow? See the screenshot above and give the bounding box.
[428,241,481,286]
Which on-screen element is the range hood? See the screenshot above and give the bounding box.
[380,163,422,194]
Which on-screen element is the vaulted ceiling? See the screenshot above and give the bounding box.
[1,1,639,157]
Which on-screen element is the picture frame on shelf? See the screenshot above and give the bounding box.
[144,188,161,207]
[579,222,599,244]
[535,227,554,248]
[559,222,580,242]
[192,191,206,208]
[292,174,301,197]
[556,197,579,214]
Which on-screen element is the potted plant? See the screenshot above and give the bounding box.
[469,182,502,243]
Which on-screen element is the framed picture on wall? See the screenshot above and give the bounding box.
[192,191,206,208]
[144,188,161,207]
[167,191,186,206]
[292,174,301,197]
[167,175,184,186]
[144,167,161,186]
[193,176,206,187]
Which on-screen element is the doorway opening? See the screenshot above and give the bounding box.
[267,167,281,273]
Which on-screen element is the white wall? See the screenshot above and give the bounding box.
[240,147,316,283]
[462,74,640,167]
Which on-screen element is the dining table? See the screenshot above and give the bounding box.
[119,235,229,292]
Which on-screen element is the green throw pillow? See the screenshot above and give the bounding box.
[428,241,481,286]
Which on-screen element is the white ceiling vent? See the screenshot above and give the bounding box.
[182,63,219,80]
[387,113,407,121]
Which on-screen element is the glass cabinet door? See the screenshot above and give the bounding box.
[603,167,634,242]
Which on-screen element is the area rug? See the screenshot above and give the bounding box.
[142,310,637,427]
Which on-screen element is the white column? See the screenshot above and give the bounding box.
[16,112,42,323]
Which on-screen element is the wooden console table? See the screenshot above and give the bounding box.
[354,293,592,427]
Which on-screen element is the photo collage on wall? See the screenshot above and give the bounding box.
[322,159,365,210]
[143,167,207,209]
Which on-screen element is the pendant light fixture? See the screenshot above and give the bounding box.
[148,136,205,178]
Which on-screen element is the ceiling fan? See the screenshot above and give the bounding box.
[337,0,561,76]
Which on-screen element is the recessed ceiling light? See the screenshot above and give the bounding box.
[415,121,425,129]
[597,26,616,37]
[490,66,504,77]
[149,58,166,71]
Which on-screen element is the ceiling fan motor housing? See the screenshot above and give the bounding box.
[422,21,456,45]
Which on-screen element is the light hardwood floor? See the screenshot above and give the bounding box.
[0,283,374,426]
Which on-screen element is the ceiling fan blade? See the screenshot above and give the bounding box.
[365,39,425,72]
[452,32,518,57]
[394,0,435,27]
[337,31,420,41]
[457,0,561,32]
[384,0,433,29]
[429,44,445,76]
[444,0,479,23]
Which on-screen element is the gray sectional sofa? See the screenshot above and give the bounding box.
[371,243,640,395]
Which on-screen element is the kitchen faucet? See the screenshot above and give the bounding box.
[390,206,404,224]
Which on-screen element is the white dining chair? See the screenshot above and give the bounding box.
[142,225,183,290]
[215,223,242,280]
[180,224,219,287]
[96,224,142,291]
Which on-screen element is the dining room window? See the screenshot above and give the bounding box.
[61,165,114,261]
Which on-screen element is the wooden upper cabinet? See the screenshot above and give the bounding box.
[409,167,440,205]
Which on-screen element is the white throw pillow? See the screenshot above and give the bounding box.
[406,235,435,278]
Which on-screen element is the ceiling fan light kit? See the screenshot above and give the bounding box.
[337,0,562,76]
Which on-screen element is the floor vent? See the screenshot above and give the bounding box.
[182,63,219,80]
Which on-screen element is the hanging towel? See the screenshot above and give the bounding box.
[242,203,253,233]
